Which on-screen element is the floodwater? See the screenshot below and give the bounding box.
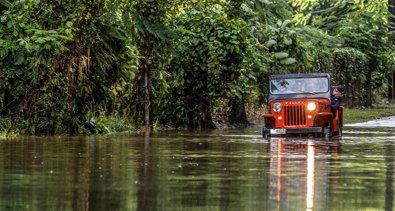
[0,127,394,211]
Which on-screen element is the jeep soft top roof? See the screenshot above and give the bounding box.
[268,73,331,102]
[269,73,330,80]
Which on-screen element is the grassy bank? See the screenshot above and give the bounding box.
[343,103,395,124]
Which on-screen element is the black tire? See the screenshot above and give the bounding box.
[262,124,271,139]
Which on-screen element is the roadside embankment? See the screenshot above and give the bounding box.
[345,115,395,128]
[344,104,395,125]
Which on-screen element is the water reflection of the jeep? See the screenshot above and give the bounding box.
[262,73,342,138]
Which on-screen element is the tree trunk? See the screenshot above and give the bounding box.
[132,47,153,132]
[1,90,12,116]
[364,64,373,107]
[143,67,151,134]
[185,98,216,129]
[200,100,216,129]
[388,0,395,100]
[388,73,394,101]
[228,99,250,127]
[392,72,395,100]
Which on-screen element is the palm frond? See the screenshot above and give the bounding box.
[0,0,11,8]
[135,15,175,42]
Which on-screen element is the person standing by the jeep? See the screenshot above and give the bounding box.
[331,85,345,112]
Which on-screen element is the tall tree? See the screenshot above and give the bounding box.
[129,0,174,132]
[389,0,395,100]
[158,3,253,129]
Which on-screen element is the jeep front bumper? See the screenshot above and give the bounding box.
[270,127,323,135]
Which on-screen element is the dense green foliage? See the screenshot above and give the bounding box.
[332,48,368,107]
[157,6,253,128]
[0,0,394,134]
[291,0,395,106]
[0,0,138,134]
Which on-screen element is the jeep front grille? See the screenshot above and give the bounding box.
[284,105,306,126]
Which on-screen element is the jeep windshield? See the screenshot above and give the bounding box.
[270,77,329,94]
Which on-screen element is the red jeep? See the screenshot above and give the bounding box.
[262,73,343,138]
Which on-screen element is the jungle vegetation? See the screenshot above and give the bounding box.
[0,0,395,135]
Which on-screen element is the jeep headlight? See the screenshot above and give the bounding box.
[307,102,316,111]
[273,103,282,113]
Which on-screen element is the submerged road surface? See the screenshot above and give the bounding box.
[346,116,395,128]
[0,121,394,211]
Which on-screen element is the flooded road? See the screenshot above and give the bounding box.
[0,127,394,211]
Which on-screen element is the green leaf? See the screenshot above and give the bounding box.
[235,46,240,53]
[277,20,282,27]
[258,0,272,5]
[265,40,277,47]
[274,52,289,59]
[241,3,253,14]
[15,55,24,65]
[280,58,296,65]
[281,20,292,28]
[283,37,292,45]
[36,38,45,43]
